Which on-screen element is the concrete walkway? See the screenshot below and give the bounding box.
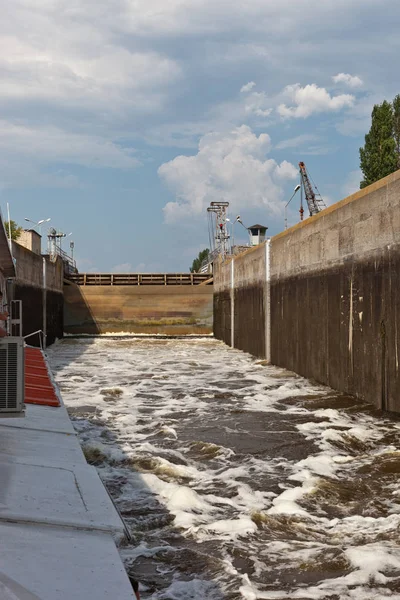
[0,401,135,599]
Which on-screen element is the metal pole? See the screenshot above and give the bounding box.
[230,258,235,348]
[300,185,304,221]
[284,187,300,230]
[42,257,47,350]
[6,203,12,252]
[265,239,271,362]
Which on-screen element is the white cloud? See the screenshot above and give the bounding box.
[332,73,363,88]
[158,125,298,223]
[0,120,140,188]
[0,121,139,170]
[278,83,355,119]
[276,134,319,150]
[277,133,335,157]
[109,0,399,41]
[132,262,163,272]
[274,160,299,180]
[0,41,181,114]
[336,93,381,137]
[0,2,184,185]
[244,92,273,118]
[241,81,256,93]
[112,263,132,273]
[75,257,98,273]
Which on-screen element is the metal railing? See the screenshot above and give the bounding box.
[24,330,47,351]
[67,273,213,286]
[48,246,77,276]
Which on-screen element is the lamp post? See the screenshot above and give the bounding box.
[237,218,251,245]
[226,215,241,251]
[24,217,51,237]
[284,185,301,230]
[60,232,72,252]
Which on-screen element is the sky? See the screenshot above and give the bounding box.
[1,0,400,272]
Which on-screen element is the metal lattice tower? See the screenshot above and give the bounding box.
[207,201,230,258]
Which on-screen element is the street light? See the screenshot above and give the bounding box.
[226,215,241,249]
[233,217,253,246]
[24,217,51,237]
[59,232,72,252]
[284,185,301,230]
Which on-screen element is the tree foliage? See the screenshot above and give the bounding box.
[359,98,400,189]
[393,94,400,170]
[190,248,209,273]
[4,220,22,240]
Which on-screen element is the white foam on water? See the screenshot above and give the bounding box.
[193,516,258,540]
[141,473,214,529]
[47,338,400,599]
[267,475,318,517]
[153,578,222,599]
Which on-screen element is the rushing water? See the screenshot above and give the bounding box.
[47,337,400,600]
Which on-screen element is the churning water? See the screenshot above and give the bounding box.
[47,338,400,599]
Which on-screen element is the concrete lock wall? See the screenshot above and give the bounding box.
[64,284,213,335]
[271,170,400,411]
[12,242,63,293]
[11,242,64,346]
[213,243,269,358]
[214,169,400,411]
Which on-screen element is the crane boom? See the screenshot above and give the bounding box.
[299,162,326,217]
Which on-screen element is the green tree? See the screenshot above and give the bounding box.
[190,248,210,273]
[393,94,400,169]
[4,220,22,240]
[359,100,397,189]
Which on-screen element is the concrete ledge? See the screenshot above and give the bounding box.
[0,423,85,466]
[0,461,125,534]
[271,169,400,279]
[2,404,75,434]
[272,168,400,243]
[0,391,134,598]
[0,522,135,600]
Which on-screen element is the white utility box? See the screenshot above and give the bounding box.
[0,337,25,417]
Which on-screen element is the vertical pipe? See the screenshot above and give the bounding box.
[42,257,47,350]
[265,239,271,362]
[6,203,11,242]
[6,203,13,258]
[6,278,14,336]
[230,258,235,348]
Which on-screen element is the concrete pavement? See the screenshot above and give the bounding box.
[0,402,135,600]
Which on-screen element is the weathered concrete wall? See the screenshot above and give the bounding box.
[213,288,231,347]
[12,283,63,345]
[271,169,400,411]
[17,229,42,255]
[213,244,268,357]
[213,169,400,411]
[213,256,232,347]
[64,283,213,335]
[10,242,64,346]
[12,242,63,293]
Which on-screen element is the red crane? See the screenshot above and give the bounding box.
[298,161,326,220]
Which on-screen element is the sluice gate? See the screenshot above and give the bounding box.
[68,272,212,286]
[64,272,213,335]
